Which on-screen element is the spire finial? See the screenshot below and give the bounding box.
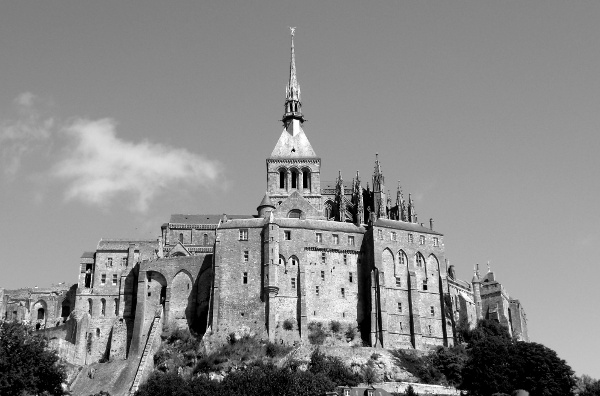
[283,27,303,125]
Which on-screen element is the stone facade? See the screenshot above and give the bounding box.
[1,32,528,369]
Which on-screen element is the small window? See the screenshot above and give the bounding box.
[391,232,397,241]
[399,252,406,265]
[377,229,383,240]
[291,278,296,288]
[349,272,353,283]
[279,169,286,189]
[395,277,401,287]
[343,254,347,265]
[243,251,249,262]
[416,254,424,267]
[316,233,322,243]
[114,299,119,315]
[243,272,248,284]
[398,302,402,313]
[37,308,45,320]
[179,233,184,243]
[321,252,326,264]
[408,234,414,243]
[345,389,350,396]
[284,230,291,240]
[239,229,248,241]
[101,274,106,285]
[107,258,113,267]
[279,256,285,266]
[112,274,117,285]
[433,237,439,247]
[122,257,127,266]
[422,279,428,291]
[419,235,425,245]
[203,234,209,245]
[101,299,106,316]
[430,306,435,316]
[332,234,339,244]
[341,288,345,298]
[315,286,319,296]
[88,299,93,315]
[291,257,298,266]
[321,270,325,281]
[348,235,355,246]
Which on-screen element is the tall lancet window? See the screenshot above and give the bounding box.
[279,169,286,189]
[291,169,298,189]
[302,168,311,190]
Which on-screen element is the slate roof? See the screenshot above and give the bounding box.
[270,126,318,158]
[96,239,157,251]
[374,218,443,236]
[169,214,254,225]
[80,252,95,259]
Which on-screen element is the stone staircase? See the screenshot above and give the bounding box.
[129,311,162,395]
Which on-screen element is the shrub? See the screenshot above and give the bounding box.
[362,361,379,385]
[345,325,357,340]
[391,349,443,385]
[168,327,191,344]
[265,342,291,358]
[370,352,381,361]
[405,384,418,396]
[308,326,327,345]
[329,320,342,333]
[309,349,362,387]
[308,321,323,331]
[282,319,294,331]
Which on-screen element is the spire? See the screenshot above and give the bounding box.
[283,27,304,126]
[408,193,417,223]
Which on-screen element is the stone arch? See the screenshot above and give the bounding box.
[279,255,287,273]
[288,209,302,218]
[381,248,394,272]
[428,254,440,271]
[195,255,213,334]
[289,255,299,267]
[146,270,168,322]
[302,167,311,190]
[32,300,47,323]
[170,270,195,330]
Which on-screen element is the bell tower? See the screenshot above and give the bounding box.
[266,28,322,212]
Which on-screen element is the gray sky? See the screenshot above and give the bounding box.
[1,0,598,378]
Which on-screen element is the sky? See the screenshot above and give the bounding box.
[1,0,599,378]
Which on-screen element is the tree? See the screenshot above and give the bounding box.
[0,320,66,396]
[577,375,600,396]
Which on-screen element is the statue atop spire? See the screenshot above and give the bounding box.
[283,27,304,126]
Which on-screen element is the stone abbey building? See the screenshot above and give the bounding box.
[1,32,527,368]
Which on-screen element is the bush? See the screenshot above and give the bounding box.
[168,327,191,344]
[370,352,381,361]
[405,384,418,396]
[391,349,443,385]
[265,342,291,358]
[282,319,294,331]
[329,320,341,333]
[345,325,357,340]
[308,321,323,331]
[308,326,327,345]
[309,349,362,387]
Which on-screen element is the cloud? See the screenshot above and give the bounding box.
[0,93,53,177]
[52,118,222,212]
[1,92,223,212]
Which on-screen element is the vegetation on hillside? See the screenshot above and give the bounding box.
[0,320,66,396]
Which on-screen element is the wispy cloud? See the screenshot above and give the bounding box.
[1,93,223,212]
[53,118,221,212]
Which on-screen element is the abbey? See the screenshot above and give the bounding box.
[1,32,527,372]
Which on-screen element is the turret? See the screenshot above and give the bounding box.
[257,192,276,217]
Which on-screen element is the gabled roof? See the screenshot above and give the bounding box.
[270,126,317,158]
[169,214,253,225]
[167,242,192,257]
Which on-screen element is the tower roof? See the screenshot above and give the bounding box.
[270,126,317,157]
[257,192,275,209]
[282,27,304,124]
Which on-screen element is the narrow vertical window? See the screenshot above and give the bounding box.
[101,299,106,316]
[348,235,355,246]
[279,169,286,189]
[419,235,425,245]
[291,170,298,188]
[416,254,424,267]
[343,254,347,265]
[430,306,435,316]
[243,272,248,284]
[239,229,248,241]
[121,257,127,267]
[422,279,428,291]
[333,234,339,244]
[391,232,397,241]
[341,288,345,298]
[203,233,209,245]
[315,286,319,296]
[433,237,439,247]
[321,252,326,264]
[408,234,414,243]
[284,230,291,240]
[349,272,353,283]
[316,233,322,243]
[114,298,119,315]
[179,233,184,244]
[101,274,106,285]
[378,229,383,240]
[398,302,402,313]
[321,271,325,281]
[395,277,401,287]
[107,258,113,267]
[291,278,296,289]
[88,299,93,315]
[243,251,249,262]
[112,274,117,285]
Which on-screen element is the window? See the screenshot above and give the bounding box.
[291,278,296,288]
[321,252,326,264]
[101,299,106,316]
[316,233,322,243]
[399,252,406,265]
[419,235,425,245]
[114,298,119,315]
[343,254,347,265]
[321,271,325,281]
[243,272,248,284]
[112,274,117,285]
[398,302,402,313]
[122,257,127,266]
[284,230,291,240]
[107,258,113,267]
[391,232,397,241]
[341,288,345,298]
[179,233,184,243]
[88,299,93,315]
[279,169,286,189]
[291,169,298,188]
[430,306,435,317]
[302,169,311,189]
[315,286,319,296]
[332,234,339,244]
[377,229,383,240]
[101,274,106,285]
[348,235,355,246]
[433,237,439,247]
[408,234,414,243]
[243,251,249,262]
[395,277,401,287]
[37,308,45,320]
[349,272,353,283]
[291,257,298,266]
[422,279,428,291]
[344,389,351,396]
[279,256,285,266]
[416,254,424,267]
[239,229,248,241]
[203,234,209,245]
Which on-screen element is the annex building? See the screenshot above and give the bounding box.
[1,32,527,370]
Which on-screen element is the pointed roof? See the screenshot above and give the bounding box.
[282,28,304,124]
[257,192,275,209]
[270,125,317,157]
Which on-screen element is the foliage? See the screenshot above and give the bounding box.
[283,319,295,331]
[405,384,418,396]
[0,320,66,396]
[135,371,193,396]
[370,352,381,360]
[89,392,111,396]
[431,345,468,386]
[345,325,357,340]
[577,374,600,396]
[308,325,327,345]
[265,341,291,358]
[308,348,362,387]
[329,320,342,333]
[391,349,443,385]
[361,361,379,385]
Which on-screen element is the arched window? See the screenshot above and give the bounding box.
[279,169,286,189]
[302,168,311,190]
[101,299,106,316]
[179,233,184,244]
[290,256,298,266]
[203,233,209,246]
[37,308,45,320]
[114,298,119,316]
[324,201,333,220]
[88,299,93,315]
[96,328,100,337]
[291,169,298,189]
[279,255,286,266]
[288,210,301,218]
[416,253,424,268]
